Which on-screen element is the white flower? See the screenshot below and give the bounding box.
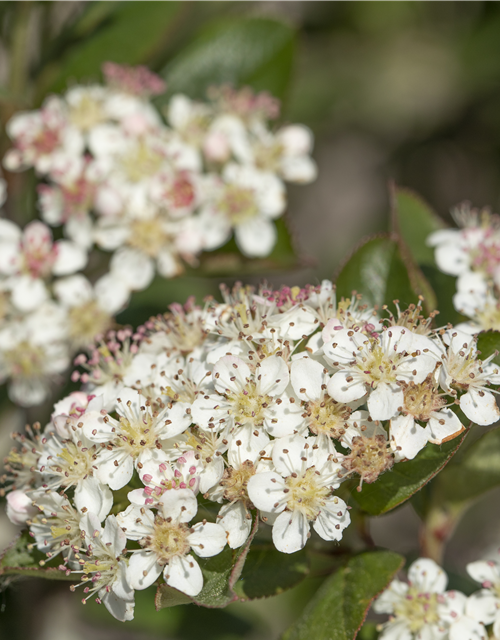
[467,559,500,638]
[117,490,226,596]
[6,490,37,525]
[324,326,438,421]
[83,387,191,490]
[373,557,449,640]
[439,590,488,640]
[439,330,500,426]
[199,164,285,257]
[75,513,135,621]
[247,434,348,553]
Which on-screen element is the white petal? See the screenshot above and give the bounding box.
[466,590,498,625]
[94,273,130,314]
[258,355,289,396]
[53,240,87,275]
[11,275,48,312]
[127,550,162,590]
[102,587,135,622]
[74,477,113,521]
[116,504,154,540]
[272,434,310,476]
[102,515,127,555]
[110,248,154,291]
[191,394,229,432]
[228,424,269,466]
[213,355,250,394]
[460,389,500,426]
[188,521,226,557]
[467,560,500,587]
[159,488,198,523]
[427,409,463,444]
[272,510,309,554]
[95,449,134,490]
[217,502,252,549]
[449,617,487,640]
[390,414,429,461]
[367,383,404,421]
[54,275,93,307]
[408,558,447,593]
[327,371,367,403]
[313,497,350,541]
[263,393,305,438]
[291,357,324,402]
[165,554,203,597]
[235,217,277,258]
[247,471,287,513]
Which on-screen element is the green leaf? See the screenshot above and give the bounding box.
[352,431,467,516]
[41,2,183,95]
[420,265,464,326]
[432,426,500,505]
[335,234,420,312]
[477,330,500,365]
[160,17,295,102]
[155,514,259,610]
[392,188,445,267]
[282,551,404,640]
[233,544,310,600]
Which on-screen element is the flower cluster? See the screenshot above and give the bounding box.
[0,63,317,407]
[428,204,500,334]
[374,556,500,640]
[3,280,499,621]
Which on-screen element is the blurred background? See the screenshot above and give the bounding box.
[3,1,500,638]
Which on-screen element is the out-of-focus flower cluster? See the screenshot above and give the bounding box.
[428,204,500,334]
[0,62,317,407]
[374,555,500,640]
[3,280,499,621]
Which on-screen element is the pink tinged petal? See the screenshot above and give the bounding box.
[467,560,500,586]
[115,504,155,540]
[390,414,429,461]
[449,617,487,640]
[291,357,324,402]
[460,389,500,426]
[427,410,463,444]
[165,554,203,597]
[258,355,290,396]
[367,383,404,421]
[74,477,113,521]
[127,550,163,590]
[217,502,252,549]
[327,371,367,403]
[159,488,198,523]
[408,558,447,594]
[272,510,309,554]
[95,449,134,491]
[52,240,87,275]
[235,217,277,258]
[247,471,287,513]
[188,522,227,557]
[272,434,310,477]
[313,497,350,542]
[465,591,498,625]
[213,355,251,395]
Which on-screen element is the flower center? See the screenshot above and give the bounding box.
[218,185,258,225]
[476,302,500,331]
[394,589,440,633]
[402,377,444,421]
[118,413,159,457]
[128,217,169,257]
[445,345,481,390]
[285,467,330,521]
[143,517,191,564]
[221,460,255,507]
[228,381,270,426]
[69,95,105,131]
[68,301,112,347]
[254,141,283,173]
[357,344,399,386]
[49,440,97,488]
[4,341,46,378]
[341,434,394,486]
[121,141,164,182]
[305,397,352,438]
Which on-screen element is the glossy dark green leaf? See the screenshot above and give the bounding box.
[43,2,183,94]
[477,330,500,365]
[432,426,500,505]
[352,431,467,516]
[335,234,420,311]
[282,551,404,640]
[160,17,295,102]
[392,188,445,266]
[233,544,309,600]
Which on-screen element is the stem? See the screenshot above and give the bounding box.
[8,1,33,103]
[357,512,375,549]
[419,503,465,564]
